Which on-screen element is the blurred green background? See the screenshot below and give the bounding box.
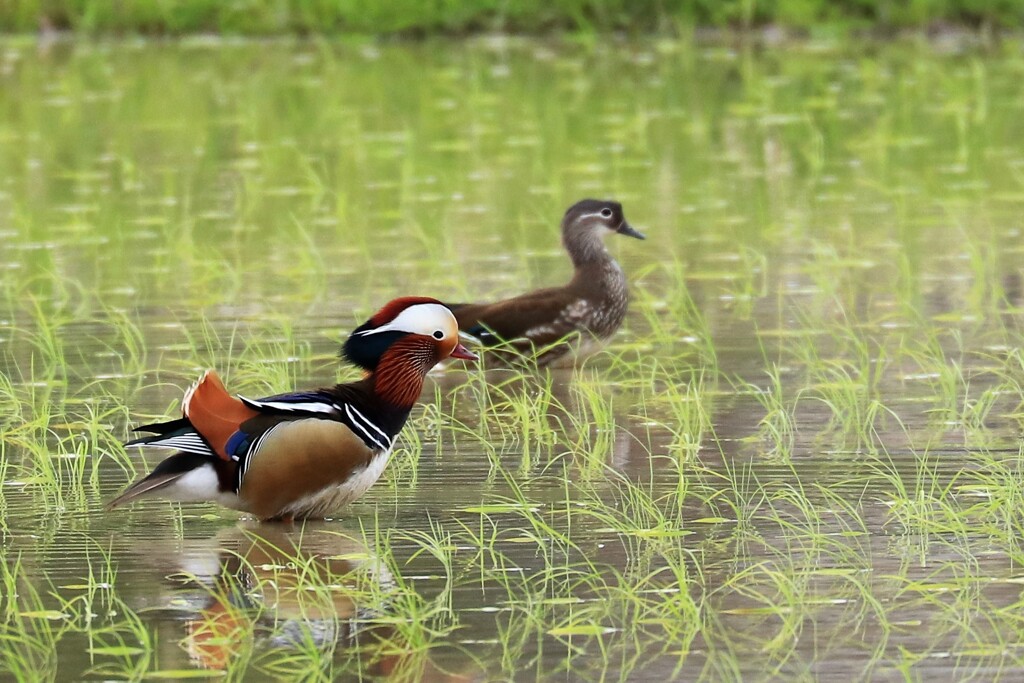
[1,0,1022,36]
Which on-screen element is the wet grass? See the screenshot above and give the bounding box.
[3,36,1024,680]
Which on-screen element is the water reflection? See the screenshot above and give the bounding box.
[176,523,378,669]
[172,522,475,681]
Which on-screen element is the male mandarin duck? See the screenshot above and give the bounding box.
[447,199,644,367]
[107,297,476,521]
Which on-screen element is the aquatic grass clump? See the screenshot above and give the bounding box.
[737,364,797,460]
[637,365,717,464]
[0,368,136,508]
[632,261,720,375]
[447,369,565,471]
[437,511,700,678]
[0,543,165,682]
[0,555,61,681]
[563,370,617,456]
[85,602,156,681]
[777,312,900,452]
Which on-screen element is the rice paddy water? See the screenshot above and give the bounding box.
[2,36,1024,680]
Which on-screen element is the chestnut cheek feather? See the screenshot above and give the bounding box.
[440,336,457,359]
[374,337,437,408]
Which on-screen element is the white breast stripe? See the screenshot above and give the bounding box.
[239,396,337,414]
[346,404,390,447]
[237,422,282,490]
[141,433,214,456]
[343,404,388,451]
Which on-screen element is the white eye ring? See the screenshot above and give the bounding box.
[600,208,613,218]
[432,330,444,340]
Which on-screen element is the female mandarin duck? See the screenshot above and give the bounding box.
[107,297,476,521]
[447,199,644,367]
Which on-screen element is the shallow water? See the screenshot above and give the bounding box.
[3,36,1024,681]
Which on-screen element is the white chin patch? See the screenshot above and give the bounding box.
[359,303,456,340]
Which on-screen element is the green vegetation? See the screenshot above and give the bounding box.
[3,36,1024,680]
[2,0,1024,36]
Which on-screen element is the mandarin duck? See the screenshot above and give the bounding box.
[447,199,644,367]
[107,297,476,521]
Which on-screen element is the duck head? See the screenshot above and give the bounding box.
[344,297,477,374]
[561,199,644,266]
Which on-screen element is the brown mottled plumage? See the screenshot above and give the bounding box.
[448,199,644,367]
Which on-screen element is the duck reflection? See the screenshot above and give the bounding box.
[179,522,386,668]
[175,522,474,681]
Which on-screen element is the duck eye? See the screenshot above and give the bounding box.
[432,330,444,340]
[600,208,613,218]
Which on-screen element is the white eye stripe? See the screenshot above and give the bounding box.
[576,210,615,222]
[357,303,457,338]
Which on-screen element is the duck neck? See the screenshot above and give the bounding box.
[332,375,415,440]
[563,228,611,270]
[369,338,435,412]
[371,366,426,413]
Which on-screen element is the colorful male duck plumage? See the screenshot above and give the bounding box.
[107,297,476,521]
[448,199,644,366]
